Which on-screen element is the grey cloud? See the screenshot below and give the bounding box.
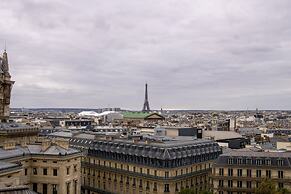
[1,0,291,110]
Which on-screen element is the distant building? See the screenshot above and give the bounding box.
[79,111,123,124]
[212,150,291,193]
[203,131,248,149]
[122,112,165,121]
[59,119,93,128]
[238,128,262,137]
[157,126,202,138]
[0,123,39,146]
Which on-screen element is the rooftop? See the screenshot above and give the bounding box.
[89,137,221,160]
[0,141,81,160]
[203,130,242,140]
[113,137,212,148]
[0,161,20,172]
[220,150,291,158]
[0,186,38,194]
[122,112,164,119]
[0,123,38,134]
[214,150,291,168]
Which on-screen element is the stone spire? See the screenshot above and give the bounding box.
[1,49,10,76]
[0,49,14,122]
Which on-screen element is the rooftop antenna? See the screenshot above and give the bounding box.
[4,40,6,51]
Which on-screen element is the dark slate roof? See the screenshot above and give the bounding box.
[89,138,221,160]
[69,138,94,147]
[0,123,39,134]
[0,147,28,160]
[0,161,21,173]
[214,150,291,168]
[27,144,80,155]
[0,186,38,194]
[0,144,80,160]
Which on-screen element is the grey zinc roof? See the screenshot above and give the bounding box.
[49,131,73,138]
[0,147,28,160]
[90,138,221,160]
[215,150,291,168]
[27,145,80,155]
[0,144,80,161]
[0,123,38,132]
[220,150,291,158]
[0,186,38,194]
[0,161,20,171]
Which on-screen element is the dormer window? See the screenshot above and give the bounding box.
[265,159,271,166]
[278,159,284,166]
[246,158,252,165]
[228,158,233,165]
[237,158,243,165]
[256,159,262,166]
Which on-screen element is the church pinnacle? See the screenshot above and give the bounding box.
[0,48,14,122]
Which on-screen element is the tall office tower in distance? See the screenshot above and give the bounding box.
[0,49,14,122]
[142,83,150,112]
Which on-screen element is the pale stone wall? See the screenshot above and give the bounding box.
[277,142,291,151]
[0,169,21,188]
[82,156,213,194]
[212,166,291,194]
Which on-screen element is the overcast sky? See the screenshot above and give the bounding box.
[1,0,291,110]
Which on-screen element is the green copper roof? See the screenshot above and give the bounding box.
[122,112,164,119]
[122,112,156,119]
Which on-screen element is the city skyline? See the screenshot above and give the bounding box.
[1,1,291,110]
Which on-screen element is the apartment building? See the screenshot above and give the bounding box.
[212,151,291,194]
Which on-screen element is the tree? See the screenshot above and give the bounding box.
[179,188,195,194]
[255,179,278,194]
[255,179,291,194]
[278,188,291,194]
[199,190,213,194]
[179,188,212,194]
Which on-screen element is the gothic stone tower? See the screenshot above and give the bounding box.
[142,83,150,112]
[0,50,14,122]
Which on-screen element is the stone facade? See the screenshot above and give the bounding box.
[212,151,291,194]
[73,138,221,194]
[0,138,82,194]
[0,50,14,122]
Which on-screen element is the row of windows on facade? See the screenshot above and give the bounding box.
[218,180,284,189]
[227,158,284,166]
[26,165,78,176]
[31,158,78,163]
[218,192,255,194]
[219,190,282,194]
[88,150,219,168]
[84,172,208,186]
[218,168,284,178]
[32,180,78,194]
[84,175,208,192]
[85,159,211,177]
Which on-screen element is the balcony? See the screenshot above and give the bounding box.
[82,161,211,181]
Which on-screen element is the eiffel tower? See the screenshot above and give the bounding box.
[142,83,150,112]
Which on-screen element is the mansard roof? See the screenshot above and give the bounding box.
[214,150,291,168]
[88,138,221,160]
[0,123,39,135]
